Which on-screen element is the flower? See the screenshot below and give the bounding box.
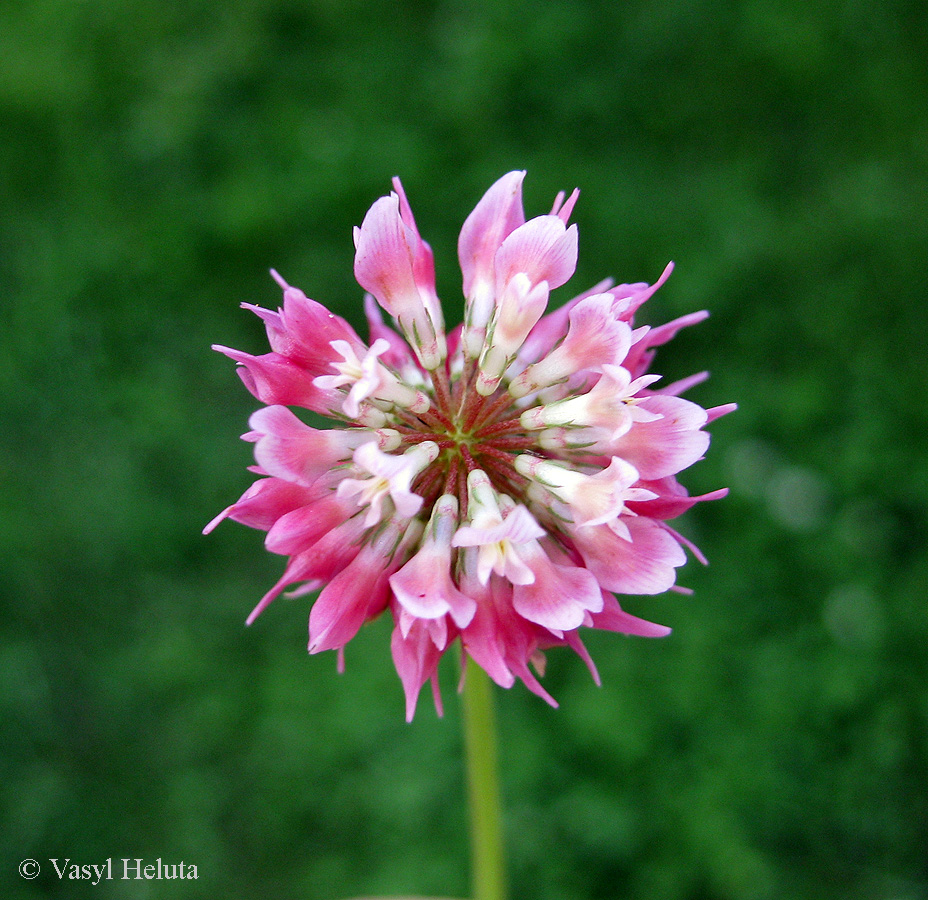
[207,172,733,720]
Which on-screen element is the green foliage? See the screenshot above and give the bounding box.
[2,1,926,898]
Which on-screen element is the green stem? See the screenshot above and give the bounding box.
[461,659,507,900]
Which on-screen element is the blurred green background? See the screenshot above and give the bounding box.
[2,0,926,898]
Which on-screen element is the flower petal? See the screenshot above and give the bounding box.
[571,517,687,595]
[494,215,578,295]
[459,170,526,302]
[590,592,673,637]
[390,614,450,721]
[605,395,710,480]
[512,552,603,631]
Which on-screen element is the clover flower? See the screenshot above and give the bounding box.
[207,172,733,720]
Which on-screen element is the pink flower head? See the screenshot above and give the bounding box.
[208,172,733,718]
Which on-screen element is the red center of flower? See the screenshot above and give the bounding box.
[393,359,543,516]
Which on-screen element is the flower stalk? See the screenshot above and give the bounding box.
[462,659,507,900]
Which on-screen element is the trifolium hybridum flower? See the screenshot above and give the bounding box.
[206,172,734,720]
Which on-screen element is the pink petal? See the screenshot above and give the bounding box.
[560,630,601,685]
[264,494,357,556]
[461,623,516,690]
[590,591,672,637]
[458,170,526,299]
[660,371,709,396]
[571,516,687,595]
[458,573,559,707]
[353,188,445,368]
[550,186,580,223]
[389,544,477,627]
[241,302,287,351]
[390,614,449,721]
[606,395,710,480]
[515,278,615,367]
[308,560,384,654]
[512,554,603,631]
[510,295,634,397]
[248,405,352,485]
[626,476,730,520]
[353,194,419,316]
[615,261,674,320]
[660,521,709,566]
[707,403,738,422]
[644,309,710,348]
[203,477,314,535]
[247,514,370,624]
[392,177,440,316]
[563,294,633,366]
[213,345,343,415]
[494,215,579,294]
[308,522,416,653]
[278,286,364,368]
